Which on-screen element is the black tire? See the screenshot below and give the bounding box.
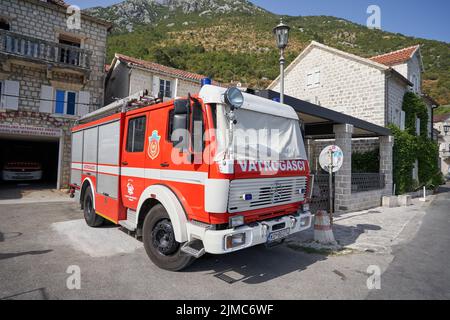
[83,187,105,227]
[142,204,195,271]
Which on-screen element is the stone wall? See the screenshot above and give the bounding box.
[386,76,407,127]
[0,0,109,188]
[271,46,387,127]
[3,0,109,111]
[121,67,201,101]
[177,78,202,97]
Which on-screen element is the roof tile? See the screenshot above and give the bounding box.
[433,113,450,123]
[115,53,220,85]
[370,45,420,66]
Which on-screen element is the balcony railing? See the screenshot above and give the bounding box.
[0,30,91,69]
[351,173,385,193]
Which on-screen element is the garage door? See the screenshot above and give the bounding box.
[0,137,59,187]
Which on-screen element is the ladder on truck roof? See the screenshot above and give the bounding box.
[77,90,162,123]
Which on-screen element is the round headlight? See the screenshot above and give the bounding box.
[224,87,244,110]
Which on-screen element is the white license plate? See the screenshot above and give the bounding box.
[267,228,290,242]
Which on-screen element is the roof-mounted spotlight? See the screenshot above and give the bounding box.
[224,87,244,110]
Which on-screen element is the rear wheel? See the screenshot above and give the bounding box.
[83,187,105,227]
[142,204,194,271]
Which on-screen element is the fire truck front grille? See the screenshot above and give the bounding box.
[227,177,307,213]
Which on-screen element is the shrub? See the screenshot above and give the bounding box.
[352,148,379,173]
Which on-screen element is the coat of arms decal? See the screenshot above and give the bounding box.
[148,130,161,160]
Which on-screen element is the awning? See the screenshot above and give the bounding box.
[256,90,391,138]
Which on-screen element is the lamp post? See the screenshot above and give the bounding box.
[273,18,290,104]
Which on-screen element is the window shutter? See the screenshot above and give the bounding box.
[77,91,90,117]
[400,111,406,131]
[4,80,20,110]
[152,75,160,97]
[314,70,320,85]
[39,85,54,113]
[306,73,313,87]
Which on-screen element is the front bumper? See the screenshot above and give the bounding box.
[186,212,312,254]
[2,170,43,181]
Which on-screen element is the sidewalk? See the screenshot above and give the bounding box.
[288,196,432,255]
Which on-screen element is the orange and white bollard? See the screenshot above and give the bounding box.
[314,210,336,244]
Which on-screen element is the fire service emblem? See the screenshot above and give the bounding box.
[148,130,161,160]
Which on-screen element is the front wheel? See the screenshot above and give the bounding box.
[83,187,105,227]
[142,204,194,271]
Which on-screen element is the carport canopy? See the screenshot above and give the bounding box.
[256,90,391,138]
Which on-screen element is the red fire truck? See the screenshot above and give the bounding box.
[70,85,312,271]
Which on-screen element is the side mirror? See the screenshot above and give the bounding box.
[171,99,190,150]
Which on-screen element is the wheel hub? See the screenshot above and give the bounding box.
[152,219,178,255]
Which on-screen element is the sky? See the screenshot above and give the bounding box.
[72,0,450,42]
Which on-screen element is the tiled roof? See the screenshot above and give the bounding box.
[370,45,420,66]
[115,53,220,85]
[433,113,450,123]
[47,0,68,7]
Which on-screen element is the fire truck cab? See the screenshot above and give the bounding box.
[70,85,312,271]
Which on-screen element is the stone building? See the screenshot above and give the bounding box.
[105,53,219,105]
[0,0,110,189]
[266,42,440,211]
[433,113,450,177]
[268,41,418,129]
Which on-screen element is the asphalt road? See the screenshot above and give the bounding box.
[368,184,450,299]
[0,186,449,300]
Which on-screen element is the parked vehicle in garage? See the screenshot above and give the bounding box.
[2,161,43,181]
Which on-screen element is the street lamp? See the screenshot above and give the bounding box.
[273,18,290,104]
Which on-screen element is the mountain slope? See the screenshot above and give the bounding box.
[86,0,450,104]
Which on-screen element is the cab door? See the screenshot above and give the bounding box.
[160,98,209,221]
[121,114,148,210]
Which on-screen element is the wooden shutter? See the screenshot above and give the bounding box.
[39,85,54,113]
[152,75,160,97]
[77,91,90,117]
[400,111,406,131]
[4,80,20,110]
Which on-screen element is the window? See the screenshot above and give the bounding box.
[167,100,205,153]
[191,100,204,153]
[126,116,146,152]
[400,111,406,131]
[0,19,10,30]
[159,79,172,98]
[55,89,77,115]
[415,117,421,136]
[59,36,81,66]
[306,69,320,88]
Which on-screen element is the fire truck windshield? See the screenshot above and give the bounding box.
[213,103,307,161]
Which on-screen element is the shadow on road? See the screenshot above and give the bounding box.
[0,287,49,300]
[435,183,450,194]
[0,231,22,242]
[0,182,57,201]
[185,243,327,284]
[0,249,53,261]
[333,223,381,247]
[184,221,382,284]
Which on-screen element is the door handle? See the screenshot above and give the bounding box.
[160,162,169,167]
[121,161,128,166]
